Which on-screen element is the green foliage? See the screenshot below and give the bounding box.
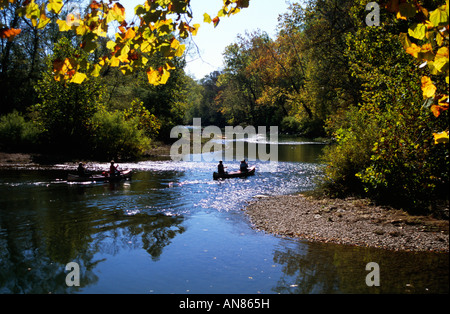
[123,99,162,137]
[280,116,324,137]
[134,55,189,140]
[32,38,105,155]
[90,110,151,161]
[356,104,449,209]
[184,71,226,127]
[30,37,160,160]
[320,106,379,196]
[0,111,41,151]
[280,116,301,134]
[320,3,449,212]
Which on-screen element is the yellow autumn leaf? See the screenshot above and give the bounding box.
[160,69,170,85]
[420,43,433,53]
[431,104,445,117]
[419,43,434,61]
[141,41,153,53]
[170,38,180,49]
[146,65,173,86]
[37,5,50,29]
[421,76,436,98]
[431,95,450,117]
[70,72,87,84]
[91,64,102,77]
[109,56,120,67]
[438,95,449,106]
[117,53,129,63]
[434,47,449,72]
[106,40,116,51]
[75,24,88,36]
[147,67,159,85]
[406,43,421,58]
[47,0,63,14]
[399,33,411,50]
[433,131,449,144]
[396,11,407,20]
[56,19,72,32]
[408,23,426,40]
[164,62,176,71]
[191,23,200,36]
[123,27,136,40]
[110,3,126,22]
[203,13,212,23]
[174,44,185,57]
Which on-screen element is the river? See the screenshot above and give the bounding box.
[0,138,448,294]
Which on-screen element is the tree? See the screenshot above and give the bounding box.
[184,71,226,127]
[31,37,105,155]
[383,0,449,144]
[320,0,449,211]
[217,37,263,126]
[1,0,252,86]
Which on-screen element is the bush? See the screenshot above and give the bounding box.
[355,104,449,211]
[90,110,151,160]
[280,116,301,134]
[319,102,449,212]
[281,116,325,137]
[0,111,41,151]
[318,106,378,197]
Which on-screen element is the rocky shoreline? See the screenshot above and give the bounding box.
[245,193,449,253]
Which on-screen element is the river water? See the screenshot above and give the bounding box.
[0,138,448,294]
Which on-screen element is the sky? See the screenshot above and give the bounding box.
[121,0,291,80]
[184,0,291,80]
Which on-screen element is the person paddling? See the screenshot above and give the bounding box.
[218,160,227,175]
[240,159,248,173]
[77,162,87,176]
[109,160,119,177]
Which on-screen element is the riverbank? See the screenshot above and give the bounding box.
[0,143,173,168]
[246,193,449,252]
[0,152,37,168]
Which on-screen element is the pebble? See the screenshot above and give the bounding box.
[245,194,449,252]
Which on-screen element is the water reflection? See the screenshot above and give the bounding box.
[0,170,186,293]
[272,241,449,294]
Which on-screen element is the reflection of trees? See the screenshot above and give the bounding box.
[272,243,340,294]
[272,241,449,294]
[0,170,186,293]
[140,214,185,261]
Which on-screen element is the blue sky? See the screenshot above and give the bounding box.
[121,0,291,80]
[184,0,291,80]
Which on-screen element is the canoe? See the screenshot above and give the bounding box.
[213,166,256,180]
[67,169,132,182]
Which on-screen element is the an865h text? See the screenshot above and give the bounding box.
[179,298,270,311]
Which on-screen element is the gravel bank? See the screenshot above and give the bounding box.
[245,194,449,252]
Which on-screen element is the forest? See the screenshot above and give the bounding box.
[0,0,448,212]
